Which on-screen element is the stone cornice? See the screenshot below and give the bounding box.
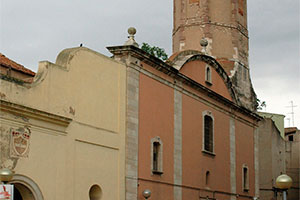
[0,99,72,127]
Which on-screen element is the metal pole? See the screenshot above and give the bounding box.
[283,190,287,200]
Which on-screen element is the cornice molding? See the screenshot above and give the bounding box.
[0,99,72,127]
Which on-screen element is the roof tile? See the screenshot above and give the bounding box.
[0,53,35,76]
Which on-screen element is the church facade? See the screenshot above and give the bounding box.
[0,0,262,200]
[108,34,260,200]
[109,0,260,199]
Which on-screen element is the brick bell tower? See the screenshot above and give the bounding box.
[173,0,257,110]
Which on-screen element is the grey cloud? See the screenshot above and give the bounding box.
[1,0,173,71]
[248,0,300,105]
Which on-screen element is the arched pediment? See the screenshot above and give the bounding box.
[168,50,238,103]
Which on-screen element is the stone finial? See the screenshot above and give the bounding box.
[200,38,208,54]
[124,27,139,47]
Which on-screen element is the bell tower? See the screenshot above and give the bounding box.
[173,0,256,110]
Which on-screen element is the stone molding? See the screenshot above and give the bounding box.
[0,99,72,129]
[230,117,237,200]
[125,67,139,200]
[174,89,182,200]
[10,174,44,200]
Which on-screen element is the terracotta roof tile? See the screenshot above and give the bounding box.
[0,53,35,76]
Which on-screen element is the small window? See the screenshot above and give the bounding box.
[205,65,212,85]
[289,135,294,141]
[204,115,213,152]
[205,171,210,185]
[151,137,163,174]
[153,142,159,171]
[242,165,249,191]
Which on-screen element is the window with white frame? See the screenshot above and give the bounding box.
[151,137,163,174]
[202,111,214,153]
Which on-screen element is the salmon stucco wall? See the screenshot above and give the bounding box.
[181,94,231,199]
[180,60,233,101]
[235,120,255,197]
[138,73,174,199]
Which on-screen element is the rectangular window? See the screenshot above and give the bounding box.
[204,115,213,152]
[153,142,159,171]
[243,166,249,191]
[151,139,163,175]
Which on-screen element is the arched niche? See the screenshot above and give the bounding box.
[9,174,43,200]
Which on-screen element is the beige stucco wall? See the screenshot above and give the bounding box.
[258,118,286,200]
[258,112,285,138]
[0,47,126,200]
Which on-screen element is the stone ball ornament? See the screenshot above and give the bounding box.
[0,168,14,182]
[128,27,137,36]
[275,174,293,190]
[200,38,208,47]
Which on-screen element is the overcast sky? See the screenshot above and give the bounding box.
[0,0,299,128]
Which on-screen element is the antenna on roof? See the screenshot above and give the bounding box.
[286,101,297,127]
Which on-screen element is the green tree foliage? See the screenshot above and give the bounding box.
[141,43,168,61]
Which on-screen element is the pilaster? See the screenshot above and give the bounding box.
[254,127,260,198]
[230,117,236,200]
[174,86,182,200]
[125,66,140,200]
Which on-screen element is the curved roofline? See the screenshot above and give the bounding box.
[55,46,122,70]
[55,47,88,69]
[183,54,238,103]
[169,50,238,104]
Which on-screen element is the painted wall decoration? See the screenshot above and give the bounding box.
[10,127,31,158]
